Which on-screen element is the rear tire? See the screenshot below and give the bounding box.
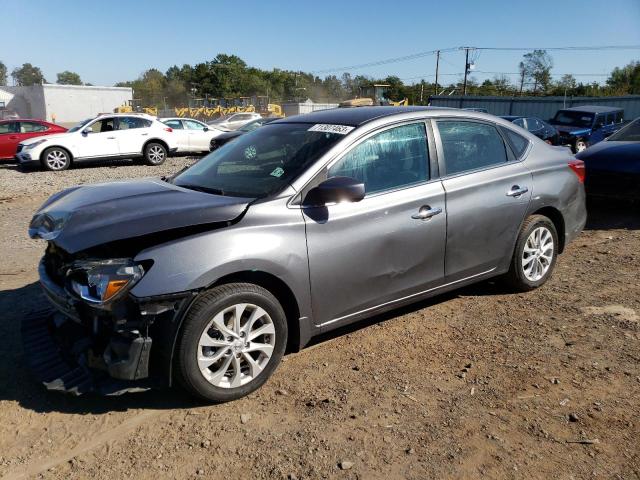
[175,283,287,403]
[143,142,167,166]
[503,215,558,292]
[41,147,71,171]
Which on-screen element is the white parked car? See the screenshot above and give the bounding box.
[16,113,178,171]
[208,112,262,131]
[160,118,227,154]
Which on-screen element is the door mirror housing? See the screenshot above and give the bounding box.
[82,128,91,135]
[203,126,209,132]
[303,176,365,207]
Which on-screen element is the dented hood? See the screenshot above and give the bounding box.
[30,178,252,253]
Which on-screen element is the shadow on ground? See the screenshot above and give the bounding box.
[0,282,199,414]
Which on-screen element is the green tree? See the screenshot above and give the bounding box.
[607,61,640,94]
[11,63,46,86]
[0,61,7,86]
[520,50,553,94]
[56,71,82,85]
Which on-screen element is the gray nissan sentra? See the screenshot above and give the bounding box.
[26,106,587,402]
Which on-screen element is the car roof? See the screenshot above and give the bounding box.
[272,106,451,127]
[560,105,623,113]
[159,117,203,122]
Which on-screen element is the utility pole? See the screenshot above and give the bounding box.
[434,50,440,96]
[420,82,424,104]
[462,48,470,96]
[519,70,525,96]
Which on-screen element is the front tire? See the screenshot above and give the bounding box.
[41,147,71,171]
[504,215,558,292]
[175,283,287,403]
[143,142,167,166]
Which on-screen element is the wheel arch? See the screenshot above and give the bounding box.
[166,270,304,385]
[39,145,74,163]
[531,206,566,253]
[142,138,169,154]
[209,271,303,353]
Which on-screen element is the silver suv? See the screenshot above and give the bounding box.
[26,107,586,402]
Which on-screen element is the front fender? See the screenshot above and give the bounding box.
[130,196,312,320]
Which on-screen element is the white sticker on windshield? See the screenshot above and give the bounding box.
[270,167,284,178]
[308,124,355,135]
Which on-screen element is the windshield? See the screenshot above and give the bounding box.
[67,118,93,133]
[551,111,594,128]
[607,119,640,142]
[172,123,345,198]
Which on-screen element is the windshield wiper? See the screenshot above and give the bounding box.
[177,184,226,196]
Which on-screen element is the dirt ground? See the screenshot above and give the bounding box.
[0,159,638,480]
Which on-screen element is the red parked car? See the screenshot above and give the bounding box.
[0,119,67,160]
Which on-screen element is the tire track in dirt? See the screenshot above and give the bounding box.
[0,411,158,480]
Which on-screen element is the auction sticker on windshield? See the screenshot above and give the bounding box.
[308,124,355,135]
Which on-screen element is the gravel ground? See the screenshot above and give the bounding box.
[0,160,638,479]
[0,156,197,199]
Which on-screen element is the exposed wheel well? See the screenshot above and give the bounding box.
[143,139,168,154]
[211,271,302,352]
[532,206,566,253]
[40,145,73,163]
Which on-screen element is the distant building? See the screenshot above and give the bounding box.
[0,84,133,125]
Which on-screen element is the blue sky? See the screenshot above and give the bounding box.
[3,0,640,87]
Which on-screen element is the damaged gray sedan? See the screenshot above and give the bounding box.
[25,107,587,402]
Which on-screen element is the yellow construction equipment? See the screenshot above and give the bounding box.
[340,84,409,108]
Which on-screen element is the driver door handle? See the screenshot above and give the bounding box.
[412,206,443,220]
[506,185,529,197]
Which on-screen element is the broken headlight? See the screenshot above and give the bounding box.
[68,259,146,305]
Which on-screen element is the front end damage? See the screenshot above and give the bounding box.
[26,243,194,395]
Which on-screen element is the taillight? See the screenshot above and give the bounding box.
[164,127,173,133]
[568,159,585,183]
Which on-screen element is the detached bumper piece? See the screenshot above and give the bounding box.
[21,308,156,396]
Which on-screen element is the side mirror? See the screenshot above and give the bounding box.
[203,127,209,132]
[303,176,365,207]
[82,128,91,135]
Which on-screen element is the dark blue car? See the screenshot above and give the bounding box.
[549,105,625,153]
[576,117,640,201]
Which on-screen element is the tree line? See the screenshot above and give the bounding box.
[1,52,639,107]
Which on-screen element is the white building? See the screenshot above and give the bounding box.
[0,84,132,125]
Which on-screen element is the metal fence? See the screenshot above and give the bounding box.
[428,95,640,120]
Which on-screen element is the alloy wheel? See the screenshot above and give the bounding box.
[197,303,276,388]
[46,150,68,170]
[522,226,554,281]
[148,145,165,163]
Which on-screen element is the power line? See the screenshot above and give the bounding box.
[312,47,459,74]
[400,70,611,82]
[312,45,640,74]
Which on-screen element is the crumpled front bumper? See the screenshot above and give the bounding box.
[24,258,190,395]
[21,308,155,396]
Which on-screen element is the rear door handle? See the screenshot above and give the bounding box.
[107,136,116,140]
[412,205,443,220]
[506,185,528,197]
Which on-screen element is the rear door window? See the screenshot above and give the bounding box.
[329,123,429,195]
[437,121,508,175]
[20,121,48,133]
[184,120,206,130]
